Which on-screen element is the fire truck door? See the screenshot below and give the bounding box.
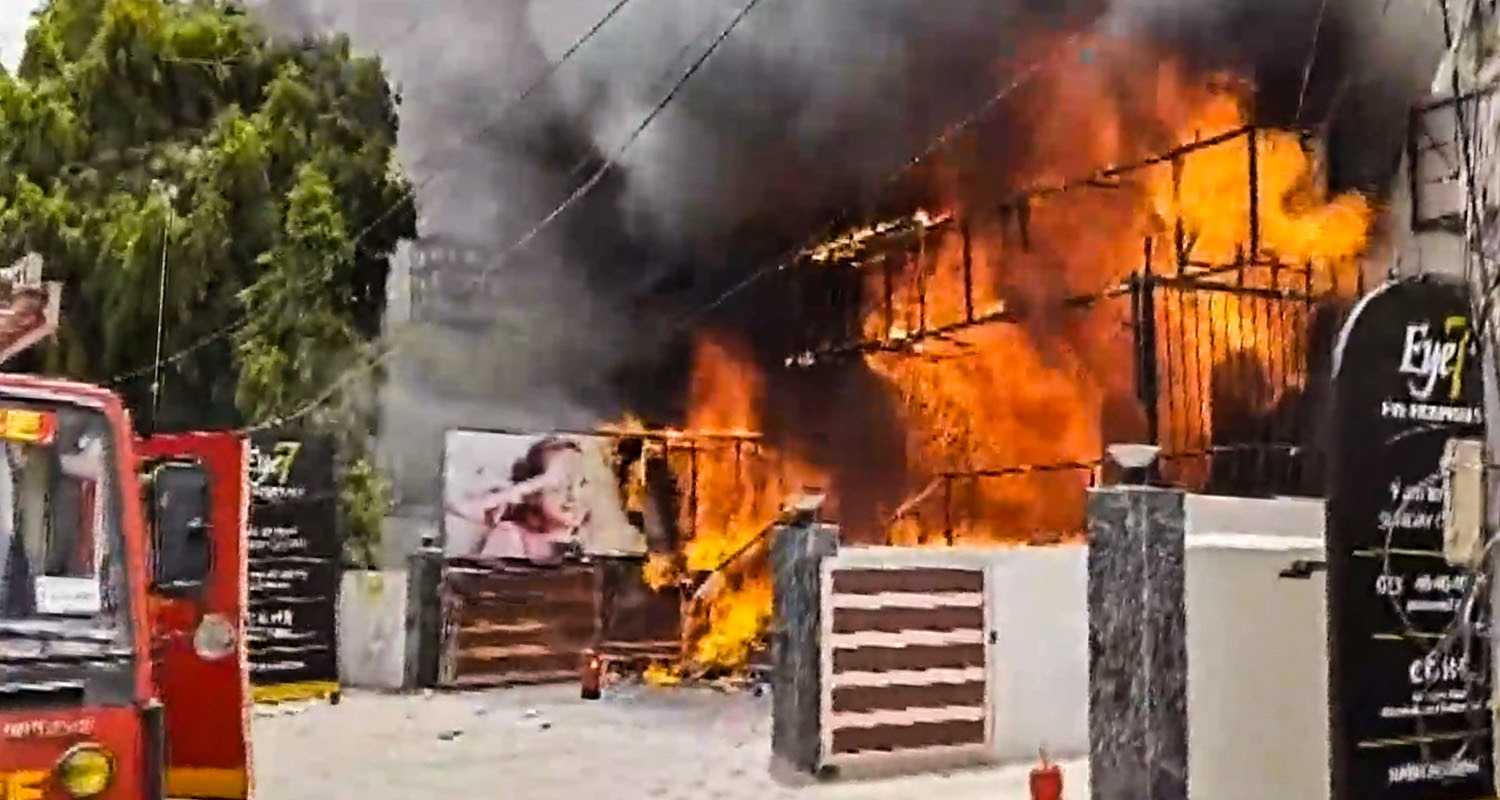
[139,433,251,799]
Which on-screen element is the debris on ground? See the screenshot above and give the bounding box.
[254,686,1089,799]
[252,702,311,719]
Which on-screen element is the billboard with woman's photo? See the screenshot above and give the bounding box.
[441,430,648,564]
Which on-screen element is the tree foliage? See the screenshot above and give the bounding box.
[0,0,415,564]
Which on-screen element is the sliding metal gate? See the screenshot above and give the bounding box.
[818,549,995,771]
[438,561,598,687]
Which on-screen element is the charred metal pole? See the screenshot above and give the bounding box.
[962,219,975,324]
[882,254,894,340]
[1133,255,1161,447]
[1155,239,1178,453]
[689,444,699,541]
[1172,157,1187,271]
[916,238,928,336]
[1247,127,1261,262]
[942,475,954,546]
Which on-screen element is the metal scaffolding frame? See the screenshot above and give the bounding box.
[782,126,1346,364]
[783,126,1360,541]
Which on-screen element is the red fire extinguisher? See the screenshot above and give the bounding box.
[1030,747,1062,800]
[580,650,602,700]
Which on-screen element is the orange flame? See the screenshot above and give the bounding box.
[638,337,823,674]
[642,38,1374,675]
[862,56,1371,542]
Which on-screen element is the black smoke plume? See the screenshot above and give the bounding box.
[249,0,1443,512]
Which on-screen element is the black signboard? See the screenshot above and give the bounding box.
[247,434,340,691]
[1327,276,1492,799]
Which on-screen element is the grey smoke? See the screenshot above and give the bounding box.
[248,0,1448,517]
[1103,0,1446,187]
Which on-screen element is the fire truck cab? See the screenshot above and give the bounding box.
[0,265,251,799]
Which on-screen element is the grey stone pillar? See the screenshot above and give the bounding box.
[770,521,839,776]
[403,547,444,690]
[1087,486,1187,800]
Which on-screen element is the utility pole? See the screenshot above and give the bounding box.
[150,181,178,432]
[1431,1,1500,785]
[1420,0,1500,504]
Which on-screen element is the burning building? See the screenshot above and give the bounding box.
[254,0,1443,681]
[401,36,1386,683]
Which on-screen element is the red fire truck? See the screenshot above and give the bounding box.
[0,261,251,799]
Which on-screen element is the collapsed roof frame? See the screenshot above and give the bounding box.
[782,125,1353,366]
[779,127,1363,538]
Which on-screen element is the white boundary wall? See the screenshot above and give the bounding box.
[1183,494,1330,800]
[821,544,1089,770]
[985,544,1089,763]
[338,571,409,690]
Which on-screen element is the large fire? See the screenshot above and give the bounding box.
[639,337,823,676]
[645,38,1375,675]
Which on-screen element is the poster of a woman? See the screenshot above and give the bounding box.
[443,431,646,565]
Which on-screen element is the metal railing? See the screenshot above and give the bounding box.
[779,126,1360,542]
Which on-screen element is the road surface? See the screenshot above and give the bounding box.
[251,684,1088,799]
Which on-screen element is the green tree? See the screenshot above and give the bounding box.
[0,0,415,564]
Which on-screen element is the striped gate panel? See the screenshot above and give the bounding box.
[439,563,597,687]
[821,560,992,766]
[596,557,682,665]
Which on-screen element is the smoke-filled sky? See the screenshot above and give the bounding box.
[251,0,1444,236]
[4,0,1457,508]
[249,0,1446,330]
[239,0,1454,507]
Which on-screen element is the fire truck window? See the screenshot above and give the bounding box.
[0,444,22,614]
[151,462,212,591]
[43,423,108,583]
[0,410,119,622]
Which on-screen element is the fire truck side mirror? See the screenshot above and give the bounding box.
[148,461,213,596]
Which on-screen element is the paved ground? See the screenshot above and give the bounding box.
[251,685,1088,800]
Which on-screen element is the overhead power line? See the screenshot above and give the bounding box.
[235,0,769,428]
[487,0,768,271]
[674,38,1076,331]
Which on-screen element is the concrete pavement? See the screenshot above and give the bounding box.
[250,685,1088,799]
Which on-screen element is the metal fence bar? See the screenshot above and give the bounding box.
[916,240,928,337]
[786,128,1267,363]
[1135,265,1332,497]
[882,254,894,343]
[1174,157,1188,269]
[1160,247,1179,455]
[942,476,955,546]
[962,220,975,324]
[1135,271,1161,446]
[1164,283,1188,456]
[781,125,1358,532]
[1248,127,1261,259]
